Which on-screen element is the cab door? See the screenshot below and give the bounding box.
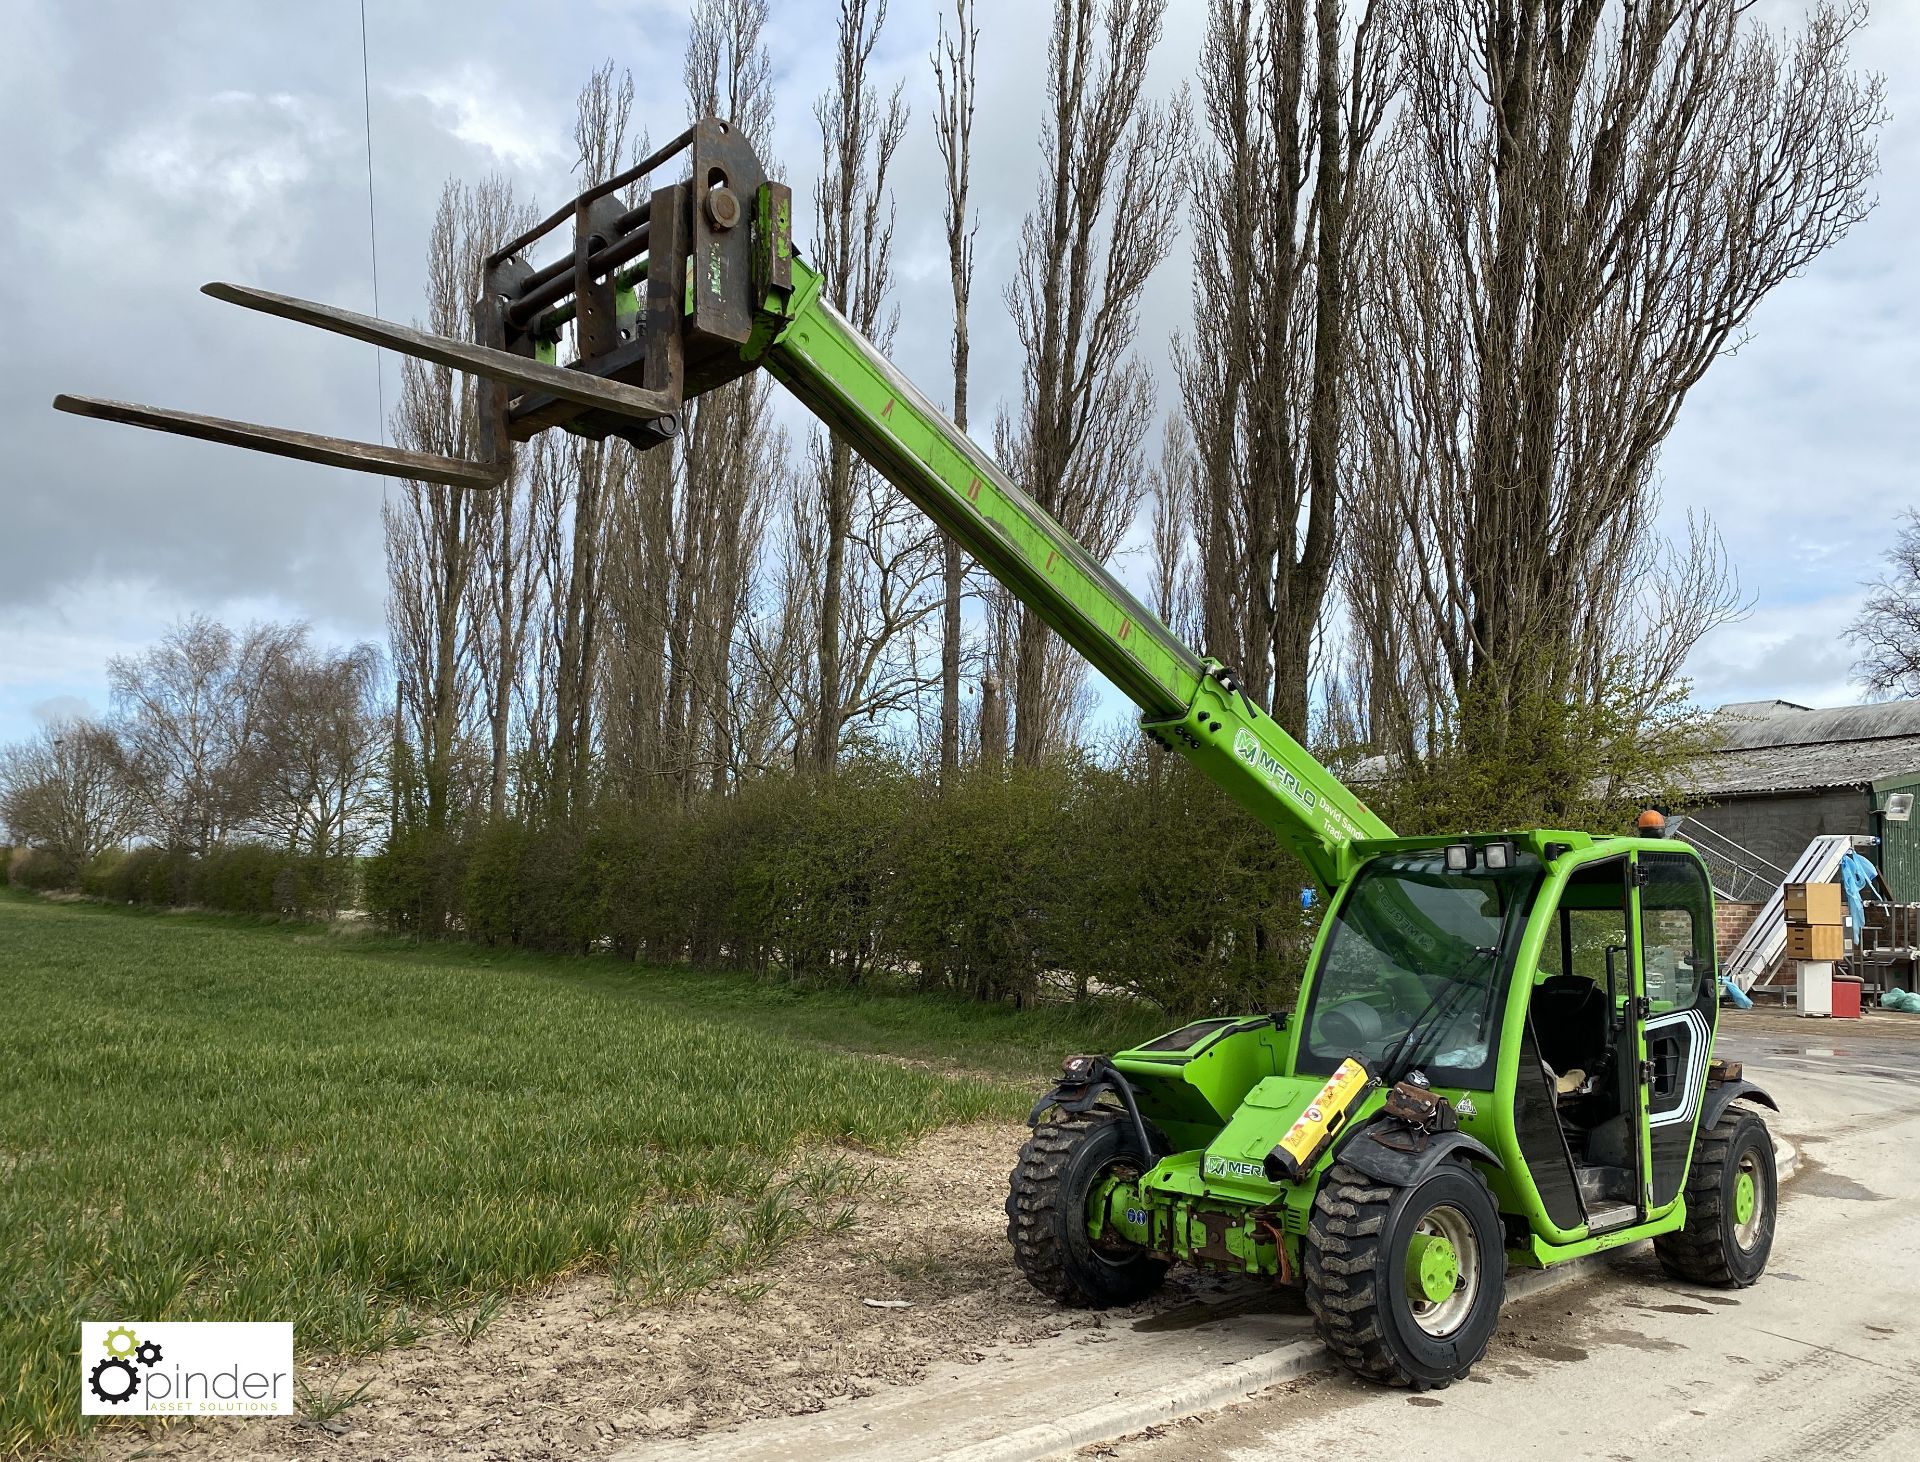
[1630,851,1719,1212]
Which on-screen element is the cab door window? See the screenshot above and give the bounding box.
[1636,852,1717,1207]
[1638,856,1715,1012]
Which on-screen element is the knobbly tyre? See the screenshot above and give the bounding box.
[54,117,1778,1391]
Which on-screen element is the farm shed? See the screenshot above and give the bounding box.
[1681,699,1920,899]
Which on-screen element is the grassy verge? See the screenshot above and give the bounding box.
[0,892,1165,1455]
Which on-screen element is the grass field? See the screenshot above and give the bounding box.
[0,891,1164,1455]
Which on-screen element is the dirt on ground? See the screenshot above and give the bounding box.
[82,1121,1201,1462]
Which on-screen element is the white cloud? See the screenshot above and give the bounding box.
[1684,592,1864,710]
[389,66,570,171]
[116,92,333,209]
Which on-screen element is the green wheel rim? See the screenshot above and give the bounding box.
[1732,1148,1767,1251]
[1406,1230,1461,1307]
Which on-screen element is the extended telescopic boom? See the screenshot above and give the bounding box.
[53,118,1391,889]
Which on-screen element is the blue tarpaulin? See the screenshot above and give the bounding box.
[1839,850,1884,941]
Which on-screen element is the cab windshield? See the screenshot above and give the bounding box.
[1298,850,1542,1087]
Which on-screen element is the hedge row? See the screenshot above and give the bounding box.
[364,756,1317,1015]
[10,844,356,919]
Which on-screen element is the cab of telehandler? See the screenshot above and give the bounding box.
[1011,834,1779,1390]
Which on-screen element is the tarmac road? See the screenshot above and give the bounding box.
[1097,1008,1920,1462]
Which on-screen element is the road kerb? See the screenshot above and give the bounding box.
[951,1134,1800,1462]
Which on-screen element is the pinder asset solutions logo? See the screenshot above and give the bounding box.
[80,1322,294,1416]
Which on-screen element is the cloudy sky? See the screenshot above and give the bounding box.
[2,0,1913,746]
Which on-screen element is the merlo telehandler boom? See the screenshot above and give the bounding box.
[54,118,1780,1392]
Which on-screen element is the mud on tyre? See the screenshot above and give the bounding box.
[1006,1112,1169,1307]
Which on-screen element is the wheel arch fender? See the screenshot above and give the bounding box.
[1701,1078,1778,1134]
[1026,1058,1161,1160]
[1332,1119,1505,1189]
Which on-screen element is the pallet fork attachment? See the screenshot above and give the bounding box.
[48,394,507,491]
[51,119,764,489]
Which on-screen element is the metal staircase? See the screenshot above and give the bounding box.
[1716,834,1867,992]
[1672,817,1788,905]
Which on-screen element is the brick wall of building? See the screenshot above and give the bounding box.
[1715,900,1765,966]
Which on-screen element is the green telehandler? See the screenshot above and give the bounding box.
[54,118,1778,1390]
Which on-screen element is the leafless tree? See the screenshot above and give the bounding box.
[249,642,388,859]
[599,440,679,797]
[725,442,813,776]
[470,434,541,820]
[1849,509,1920,698]
[1175,0,1398,740]
[685,0,774,133]
[806,0,915,772]
[650,0,790,798]
[976,588,1012,768]
[515,64,647,819]
[0,721,144,881]
[677,403,783,790]
[1147,414,1198,640]
[1347,0,1882,764]
[108,615,304,852]
[1004,0,1189,764]
[932,0,979,782]
[387,178,528,832]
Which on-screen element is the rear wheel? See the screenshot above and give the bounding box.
[1006,1113,1168,1307]
[1305,1159,1505,1389]
[1654,1107,1775,1287]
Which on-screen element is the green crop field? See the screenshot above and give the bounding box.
[0,891,1162,1455]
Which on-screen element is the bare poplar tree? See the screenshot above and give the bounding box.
[470,439,540,820]
[1348,0,1882,770]
[683,408,783,791]
[1147,414,1198,639]
[1004,0,1189,764]
[519,63,646,819]
[932,0,979,782]
[726,440,812,776]
[599,441,678,797]
[387,178,526,833]
[0,721,143,881]
[1175,0,1397,740]
[596,20,786,805]
[976,589,1011,767]
[663,0,787,798]
[809,0,911,772]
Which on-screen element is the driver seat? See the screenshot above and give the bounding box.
[1530,974,1610,1086]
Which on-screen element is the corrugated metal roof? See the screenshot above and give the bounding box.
[1713,699,1920,750]
[1687,732,1920,797]
[1345,700,1920,799]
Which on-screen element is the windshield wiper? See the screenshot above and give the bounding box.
[1379,944,1496,1086]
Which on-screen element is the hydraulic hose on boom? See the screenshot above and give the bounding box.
[50,117,1390,889]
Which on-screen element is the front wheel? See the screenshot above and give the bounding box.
[1305,1159,1506,1389]
[1654,1107,1776,1287]
[1006,1113,1168,1307]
